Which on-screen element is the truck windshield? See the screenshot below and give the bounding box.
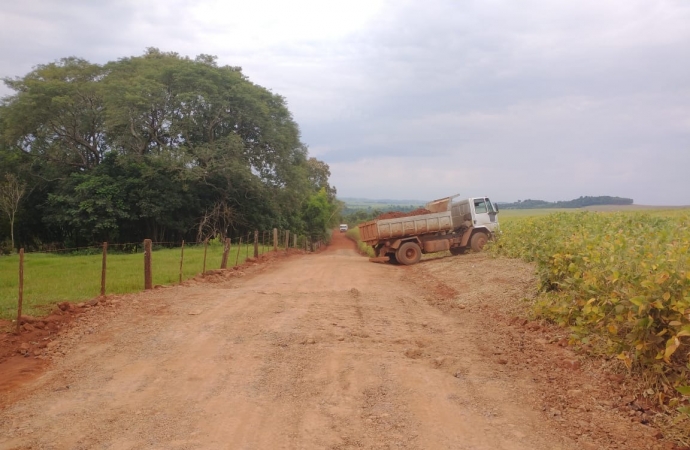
[474,198,487,214]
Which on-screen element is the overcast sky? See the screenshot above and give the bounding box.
[1,0,689,205]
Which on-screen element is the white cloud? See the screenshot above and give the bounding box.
[1,0,689,204]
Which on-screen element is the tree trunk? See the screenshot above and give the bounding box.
[9,213,15,251]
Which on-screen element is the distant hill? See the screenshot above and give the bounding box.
[497,196,633,210]
[338,197,426,218]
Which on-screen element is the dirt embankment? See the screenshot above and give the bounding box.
[0,232,682,449]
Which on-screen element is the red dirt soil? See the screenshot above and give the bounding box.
[0,305,83,395]
[374,208,433,220]
[0,248,303,402]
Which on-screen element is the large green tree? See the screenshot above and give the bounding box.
[303,188,338,242]
[0,49,337,248]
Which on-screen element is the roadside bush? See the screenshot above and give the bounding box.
[490,211,690,405]
[0,239,12,255]
[345,227,375,257]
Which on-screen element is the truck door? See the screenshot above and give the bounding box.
[472,198,490,226]
[472,198,499,232]
[486,198,498,224]
[472,198,496,231]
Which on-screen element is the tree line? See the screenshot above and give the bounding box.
[498,196,634,210]
[0,49,337,253]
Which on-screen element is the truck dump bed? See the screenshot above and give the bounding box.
[359,210,454,244]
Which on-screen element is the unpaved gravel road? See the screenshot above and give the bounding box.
[0,233,667,449]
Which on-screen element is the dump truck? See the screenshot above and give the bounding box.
[358,195,499,265]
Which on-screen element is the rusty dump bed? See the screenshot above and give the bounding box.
[358,210,454,244]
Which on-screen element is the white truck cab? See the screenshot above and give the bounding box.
[339,224,349,232]
[467,197,499,233]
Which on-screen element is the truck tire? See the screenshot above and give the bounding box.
[470,232,488,252]
[450,247,466,256]
[396,242,422,265]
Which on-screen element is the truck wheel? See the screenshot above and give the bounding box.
[396,242,422,265]
[470,232,488,252]
[450,247,466,256]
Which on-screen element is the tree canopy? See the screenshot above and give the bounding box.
[0,49,336,249]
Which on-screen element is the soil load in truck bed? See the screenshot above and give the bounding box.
[374,208,432,220]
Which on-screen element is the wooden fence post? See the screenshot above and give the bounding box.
[144,239,152,290]
[179,240,185,283]
[221,238,230,269]
[16,248,24,334]
[285,230,290,252]
[202,239,208,277]
[235,237,242,266]
[254,230,259,258]
[246,234,250,259]
[273,228,278,252]
[293,234,297,248]
[100,242,107,297]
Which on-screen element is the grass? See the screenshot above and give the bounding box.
[0,243,274,320]
[345,228,375,257]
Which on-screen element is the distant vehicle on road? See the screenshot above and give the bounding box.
[339,224,349,232]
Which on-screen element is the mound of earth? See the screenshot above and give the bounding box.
[374,208,432,220]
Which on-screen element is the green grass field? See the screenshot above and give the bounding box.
[497,208,574,219]
[0,243,274,320]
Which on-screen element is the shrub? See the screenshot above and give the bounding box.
[0,239,12,255]
[491,211,690,402]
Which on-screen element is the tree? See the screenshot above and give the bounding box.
[303,188,338,242]
[0,174,26,250]
[0,49,334,247]
[306,157,337,200]
[1,58,106,171]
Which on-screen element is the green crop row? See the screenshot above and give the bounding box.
[490,210,690,405]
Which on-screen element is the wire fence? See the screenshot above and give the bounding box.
[2,229,325,331]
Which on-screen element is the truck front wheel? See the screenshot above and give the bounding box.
[396,242,422,265]
[470,232,488,252]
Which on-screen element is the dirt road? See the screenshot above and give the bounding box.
[0,233,667,449]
